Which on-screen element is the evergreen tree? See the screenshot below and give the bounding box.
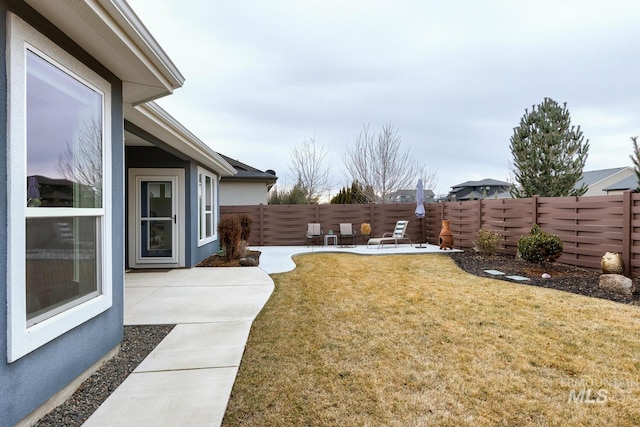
[268,181,309,204]
[509,98,589,198]
[330,181,372,204]
[630,136,640,192]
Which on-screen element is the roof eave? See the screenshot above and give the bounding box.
[127,102,236,176]
[25,0,185,104]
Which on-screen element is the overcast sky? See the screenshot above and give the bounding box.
[128,0,640,196]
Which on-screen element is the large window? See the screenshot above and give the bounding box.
[7,14,112,361]
[197,167,218,245]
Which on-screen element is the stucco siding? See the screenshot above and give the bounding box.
[220,181,269,205]
[0,5,125,424]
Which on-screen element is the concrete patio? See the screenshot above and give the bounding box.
[84,243,455,426]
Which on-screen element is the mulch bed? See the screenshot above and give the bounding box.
[197,250,261,267]
[450,251,639,305]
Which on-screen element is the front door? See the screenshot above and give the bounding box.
[128,169,185,268]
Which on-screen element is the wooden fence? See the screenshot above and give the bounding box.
[222,192,640,277]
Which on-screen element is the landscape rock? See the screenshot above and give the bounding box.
[601,252,624,274]
[239,256,259,266]
[598,274,635,298]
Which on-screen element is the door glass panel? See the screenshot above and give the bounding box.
[140,180,173,258]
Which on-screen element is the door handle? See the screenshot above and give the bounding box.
[173,215,177,224]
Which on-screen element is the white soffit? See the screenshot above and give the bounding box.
[25,0,184,104]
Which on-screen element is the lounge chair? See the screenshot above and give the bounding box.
[306,223,323,246]
[338,223,356,247]
[366,220,412,249]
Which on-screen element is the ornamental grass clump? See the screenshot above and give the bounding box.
[517,224,563,265]
[473,228,502,255]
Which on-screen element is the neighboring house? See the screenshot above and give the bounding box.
[603,175,637,195]
[1,1,234,425]
[573,167,635,196]
[385,189,436,204]
[448,179,513,201]
[217,153,278,206]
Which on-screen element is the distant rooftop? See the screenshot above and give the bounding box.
[603,174,637,192]
[217,153,278,184]
[450,178,511,189]
[574,167,629,189]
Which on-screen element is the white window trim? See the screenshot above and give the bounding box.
[197,166,218,246]
[6,13,113,362]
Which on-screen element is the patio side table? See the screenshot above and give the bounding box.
[324,234,338,246]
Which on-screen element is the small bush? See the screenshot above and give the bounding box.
[517,224,563,265]
[473,228,502,255]
[218,215,242,261]
[238,213,253,242]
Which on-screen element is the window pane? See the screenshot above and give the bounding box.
[26,50,103,208]
[205,176,212,211]
[26,217,99,323]
[206,213,212,237]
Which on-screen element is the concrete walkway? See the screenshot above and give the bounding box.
[84,243,454,426]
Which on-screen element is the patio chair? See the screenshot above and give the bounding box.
[306,223,323,246]
[366,220,412,249]
[338,223,357,247]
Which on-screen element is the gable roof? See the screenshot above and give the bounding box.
[574,167,630,189]
[217,153,278,185]
[603,175,637,192]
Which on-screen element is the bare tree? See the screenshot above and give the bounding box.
[289,135,333,204]
[418,165,438,197]
[58,119,103,207]
[344,123,428,203]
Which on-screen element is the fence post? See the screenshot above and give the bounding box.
[477,199,483,230]
[532,195,539,226]
[622,191,632,276]
[370,203,375,235]
[259,203,264,246]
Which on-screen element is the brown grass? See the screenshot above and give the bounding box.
[222,254,640,426]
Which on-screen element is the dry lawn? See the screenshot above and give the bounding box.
[222,254,640,426]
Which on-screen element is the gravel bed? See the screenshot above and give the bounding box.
[35,325,174,426]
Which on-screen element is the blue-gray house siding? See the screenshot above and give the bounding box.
[125,143,222,269]
[0,2,125,424]
[1,2,233,424]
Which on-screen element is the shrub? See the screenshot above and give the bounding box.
[218,215,242,261]
[517,224,563,265]
[473,228,502,255]
[238,213,253,242]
